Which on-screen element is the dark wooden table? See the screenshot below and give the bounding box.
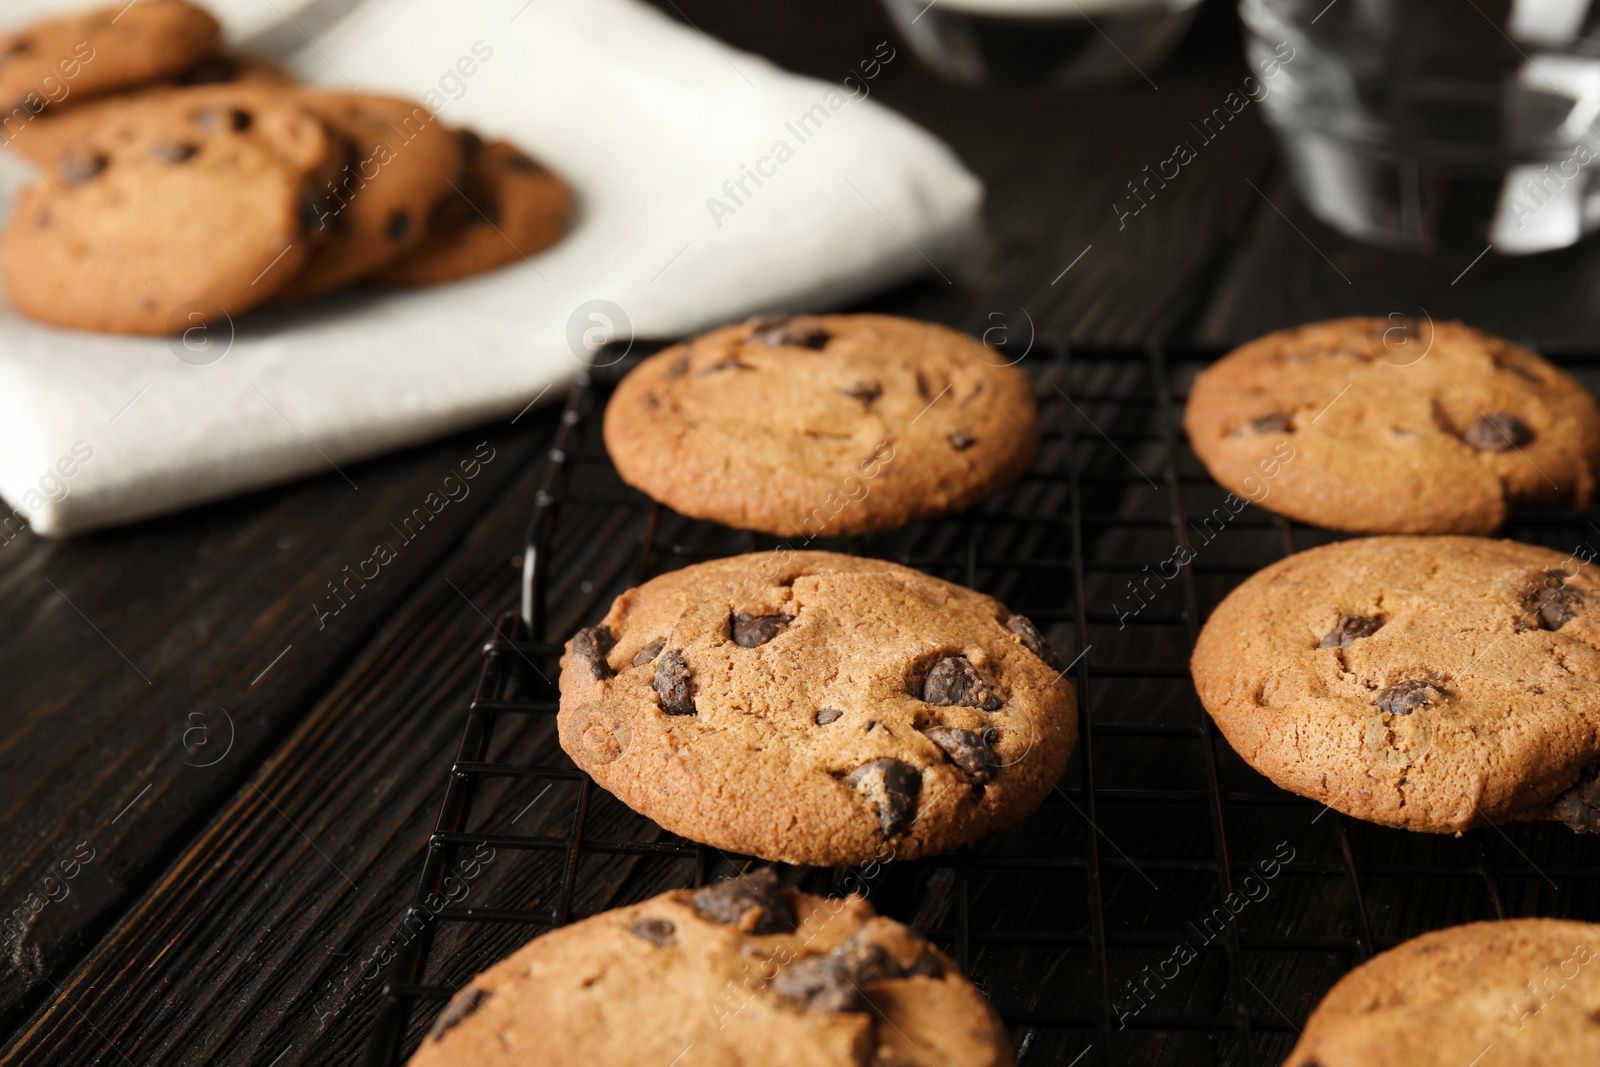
[6,1,1600,1063]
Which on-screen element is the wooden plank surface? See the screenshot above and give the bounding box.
[7,0,1600,1063]
[0,419,549,1037]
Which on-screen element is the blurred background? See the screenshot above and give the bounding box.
[705,0,1600,349]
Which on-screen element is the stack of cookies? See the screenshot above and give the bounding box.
[0,0,570,335]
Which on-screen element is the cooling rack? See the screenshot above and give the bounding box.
[364,340,1600,1067]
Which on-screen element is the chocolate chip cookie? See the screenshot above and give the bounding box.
[408,870,1015,1067]
[1184,319,1600,534]
[2,84,333,334]
[1192,535,1600,834]
[1284,918,1600,1067]
[375,131,570,286]
[603,314,1039,537]
[273,91,463,299]
[0,0,220,117]
[557,551,1076,865]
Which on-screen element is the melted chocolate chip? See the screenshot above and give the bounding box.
[773,932,938,1013]
[1548,764,1600,832]
[749,315,829,349]
[59,148,107,184]
[177,54,241,85]
[504,150,547,174]
[654,650,695,715]
[1537,570,1583,630]
[924,726,999,785]
[921,655,1001,711]
[298,187,325,235]
[844,758,921,837]
[387,208,410,241]
[731,612,792,648]
[664,356,690,379]
[429,987,490,1041]
[1375,678,1447,715]
[632,637,665,666]
[4,37,35,57]
[844,379,882,402]
[814,707,844,725]
[457,128,485,159]
[692,868,796,933]
[628,916,676,945]
[571,625,615,680]
[1250,413,1291,433]
[197,106,253,132]
[772,951,868,1012]
[1463,412,1533,452]
[907,947,944,977]
[1006,615,1063,670]
[948,429,975,450]
[150,139,198,164]
[1319,614,1383,648]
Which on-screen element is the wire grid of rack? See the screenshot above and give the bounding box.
[365,341,1600,1067]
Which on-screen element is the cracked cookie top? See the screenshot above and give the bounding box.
[556,551,1077,865]
[1183,318,1600,534]
[407,870,1015,1067]
[1192,535,1600,833]
[602,314,1039,537]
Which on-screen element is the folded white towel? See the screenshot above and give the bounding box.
[0,0,980,537]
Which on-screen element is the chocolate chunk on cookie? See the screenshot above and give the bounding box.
[731,612,791,648]
[692,868,795,934]
[1547,764,1600,831]
[1319,614,1383,648]
[922,655,1002,710]
[1193,536,1600,833]
[1183,319,1600,534]
[407,882,1013,1067]
[603,314,1040,537]
[571,625,615,680]
[924,727,1000,785]
[652,650,696,715]
[376,132,571,287]
[556,551,1076,864]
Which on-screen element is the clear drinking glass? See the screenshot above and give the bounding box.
[1243,0,1600,254]
[881,0,1205,88]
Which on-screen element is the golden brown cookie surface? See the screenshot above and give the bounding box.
[1184,319,1600,534]
[375,131,570,286]
[1284,919,1600,1067]
[274,91,462,299]
[1193,535,1600,834]
[603,314,1039,537]
[557,551,1076,865]
[2,84,332,334]
[408,872,1016,1067]
[0,0,220,118]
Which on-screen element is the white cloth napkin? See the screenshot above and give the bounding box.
[0,0,981,536]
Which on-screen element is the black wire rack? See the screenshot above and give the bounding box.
[365,341,1600,1067]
